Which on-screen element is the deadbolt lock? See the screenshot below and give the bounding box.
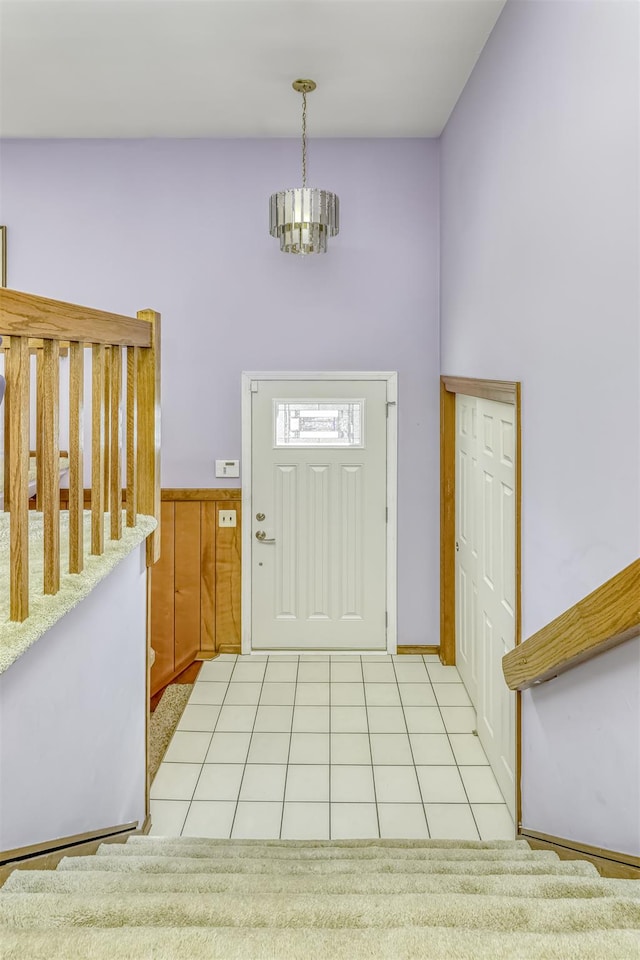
[256,513,265,522]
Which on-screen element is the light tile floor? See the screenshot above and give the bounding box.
[150,654,515,841]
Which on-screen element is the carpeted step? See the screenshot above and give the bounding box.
[4,868,636,900]
[126,836,528,850]
[2,890,638,931]
[2,925,639,960]
[56,853,601,876]
[95,841,562,862]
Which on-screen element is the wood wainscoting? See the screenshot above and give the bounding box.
[150,489,241,697]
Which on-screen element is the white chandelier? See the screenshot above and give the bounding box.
[269,79,340,255]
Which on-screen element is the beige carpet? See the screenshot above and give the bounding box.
[1,837,638,958]
[0,510,157,674]
[148,683,193,782]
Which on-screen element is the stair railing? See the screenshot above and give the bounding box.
[1,287,160,622]
[502,559,640,691]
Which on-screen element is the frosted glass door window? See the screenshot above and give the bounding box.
[274,401,364,447]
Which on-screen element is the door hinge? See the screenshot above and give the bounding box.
[386,400,396,418]
[250,381,259,393]
[385,611,388,629]
[385,506,388,523]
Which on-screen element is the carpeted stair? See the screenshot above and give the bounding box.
[1,836,639,958]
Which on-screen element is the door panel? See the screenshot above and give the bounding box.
[250,379,388,651]
[455,394,516,819]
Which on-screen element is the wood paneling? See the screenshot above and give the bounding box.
[200,502,216,656]
[503,559,640,691]
[162,488,242,501]
[150,501,176,694]
[149,491,242,698]
[0,287,152,347]
[174,502,202,675]
[215,501,242,651]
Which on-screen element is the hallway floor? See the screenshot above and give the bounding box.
[150,654,515,841]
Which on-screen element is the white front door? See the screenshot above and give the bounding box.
[244,376,393,652]
[455,394,517,819]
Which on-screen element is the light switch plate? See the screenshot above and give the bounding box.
[219,510,237,528]
[215,459,240,478]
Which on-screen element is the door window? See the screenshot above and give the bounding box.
[274,400,364,448]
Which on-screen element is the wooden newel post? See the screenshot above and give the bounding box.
[136,310,161,566]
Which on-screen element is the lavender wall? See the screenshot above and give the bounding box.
[0,139,440,646]
[0,546,147,851]
[441,0,639,852]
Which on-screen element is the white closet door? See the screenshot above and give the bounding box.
[455,394,517,819]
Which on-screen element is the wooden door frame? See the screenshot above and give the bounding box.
[440,374,522,825]
[241,371,398,656]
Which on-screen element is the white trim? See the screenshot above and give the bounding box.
[241,371,398,656]
[241,375,254,656]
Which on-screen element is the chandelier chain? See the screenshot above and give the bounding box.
[301,90,307,188]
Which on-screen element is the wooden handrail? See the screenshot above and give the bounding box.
[0,288,152,347]
[503,559,640,691]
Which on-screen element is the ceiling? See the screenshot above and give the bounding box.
[0,0,506,138]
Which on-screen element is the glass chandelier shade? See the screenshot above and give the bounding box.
[269,188,339,255]
[269,80,340,255]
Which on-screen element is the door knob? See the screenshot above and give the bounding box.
[255,530,276,543]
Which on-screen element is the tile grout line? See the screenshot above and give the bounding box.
[360,657,381,840]
[427,658,483,841]
[175,657,236,836]
[390,657,431,839]
[228,656,269,839]
[278,655,300,839]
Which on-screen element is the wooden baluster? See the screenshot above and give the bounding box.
[7,336,30,620]
[3,343,11,512]
[136,310,161,565]
[42,339,60,594]
[110,344,122,540]
[103,346,111,512]
[69,341,84,573]
[91,344,106,556]
[36,348,44,510]
[126,346,138,528]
